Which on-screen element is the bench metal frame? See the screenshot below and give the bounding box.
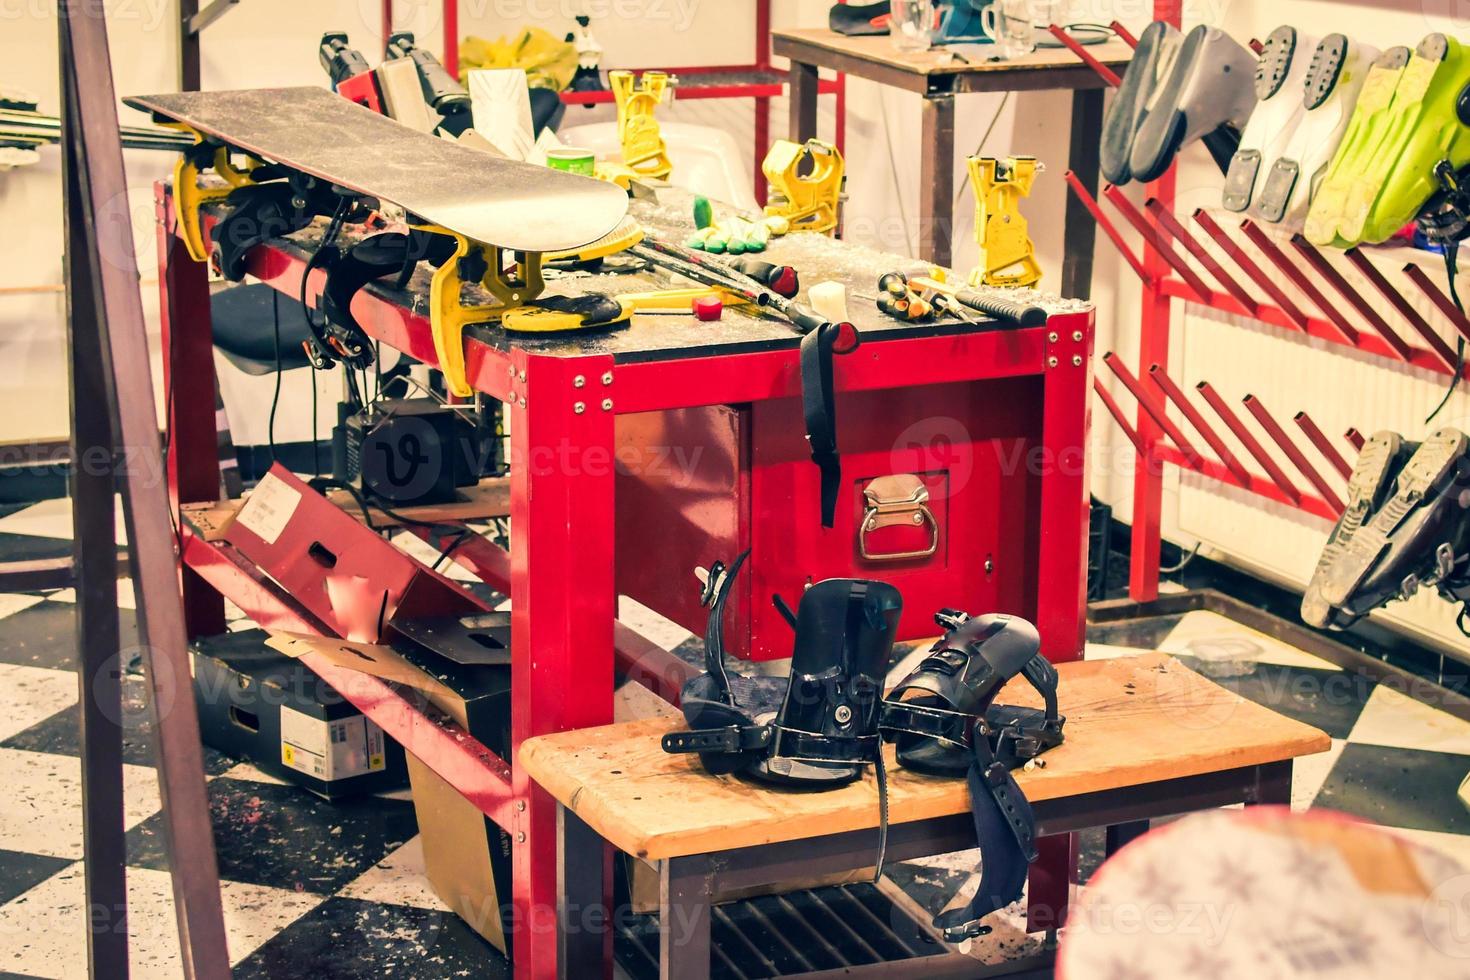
[558,760,1292,978]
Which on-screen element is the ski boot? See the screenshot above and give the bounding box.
[1355,34,1470,244]
[1258,34,1382,226]
[1301,430,1405,628]
[1317,429,1470,620]
[880,610,1064,940]
[1101,20,1182,185]
[1130,25,1259,184]
[1303,45,1411,244]
[1223,26,1321,214]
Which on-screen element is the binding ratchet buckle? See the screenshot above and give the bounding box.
[1418,159,1470,244]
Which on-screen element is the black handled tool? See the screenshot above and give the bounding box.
[319,32,371,87]
[908,275,1048,328]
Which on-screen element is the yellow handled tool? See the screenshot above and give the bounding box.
[501,287,746,333]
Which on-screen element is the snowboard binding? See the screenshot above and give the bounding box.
[880,610,1064,940]
[317,230,454,370]
[661,552,903,787]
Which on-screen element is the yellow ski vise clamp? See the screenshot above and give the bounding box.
[416,224,547,398]
[762,138,845,235]
[610,70,673,181]
[968,156,1042,289]
[161,122,263,263]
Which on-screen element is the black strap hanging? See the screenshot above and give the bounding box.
[801,321,842,528]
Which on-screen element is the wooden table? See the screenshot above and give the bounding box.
[773,28,1133,294]
[521,653,1330,978]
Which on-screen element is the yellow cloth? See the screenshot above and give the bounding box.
[459,28,577,91]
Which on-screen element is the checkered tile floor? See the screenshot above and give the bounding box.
[1,498,1469,977]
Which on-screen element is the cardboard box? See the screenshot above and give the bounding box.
[192,629,408,799]
[267,628,515,955]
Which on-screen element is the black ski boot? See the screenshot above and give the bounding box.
[1317,429,1470,625]
[1301,430,1406,627]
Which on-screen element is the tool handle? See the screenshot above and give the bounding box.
[319,33,371,87]
[951,289,1048,327]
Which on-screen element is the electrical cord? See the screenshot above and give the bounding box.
[268,289,282,467]
[431,529,473,571]
[877,92,915,256]
[306,475,455,532]
[1426,243,1463,424]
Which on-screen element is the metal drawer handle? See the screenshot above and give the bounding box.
[859,474,939,562]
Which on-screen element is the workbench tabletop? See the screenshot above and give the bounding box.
[519,653,1330,861]
[772,28,1132,87]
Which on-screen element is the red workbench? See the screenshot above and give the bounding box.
[156,183,1094,978]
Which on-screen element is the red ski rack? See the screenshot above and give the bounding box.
[1096,352,1354,524]
[1058,13,1468,598]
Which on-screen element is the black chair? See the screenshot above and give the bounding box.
[210,282,315,376]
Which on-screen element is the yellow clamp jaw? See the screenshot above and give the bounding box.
[762,138,845,235]
[968,156,1042,289]
[610,70,673,181]
[161,122,264,263]
[416,224,546,398]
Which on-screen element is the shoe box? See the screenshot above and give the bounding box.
[264,625,516,956]
[191,629,408,799]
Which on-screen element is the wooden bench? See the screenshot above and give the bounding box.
[520,653,1330,978]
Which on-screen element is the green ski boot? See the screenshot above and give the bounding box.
[1303,45,1412,246]
[1357,33,1470,244]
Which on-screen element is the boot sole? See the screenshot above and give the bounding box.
[1101,21,1180,185]
[1224,26,1314,212]
[1258,33,1361,224]
[1300,430,1400,627]
[1303,45,1411,245]
[1360,33,1470,243]
[1132,26,1257,184]
[1320,428,1469,608]
[1130,25,1209,183]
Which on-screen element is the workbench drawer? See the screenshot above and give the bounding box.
[615,376,1043,660]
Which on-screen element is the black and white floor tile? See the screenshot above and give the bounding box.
[2,498,1470,977]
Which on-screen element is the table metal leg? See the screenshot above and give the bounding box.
[1249,760,1294,807]
[1104,820,1150,857]
[919,94,956,268]
[510,350,618,980]
[558,805,609,979]
[789,59,819,142]
[1062,87,1104,300]
[156,186,226,641]
[660,854,714,980]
